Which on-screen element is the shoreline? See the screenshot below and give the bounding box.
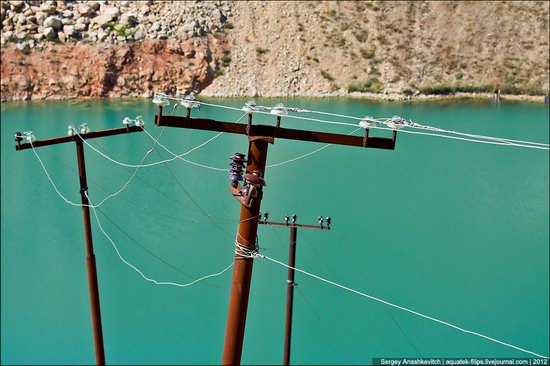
[1,92,547,104]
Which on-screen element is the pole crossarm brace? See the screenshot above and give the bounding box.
[15,126,143,151]
[155,114,396,150]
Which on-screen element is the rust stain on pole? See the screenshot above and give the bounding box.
[283,226,298,365]
[76,140,106,366]
[222,138,269,365]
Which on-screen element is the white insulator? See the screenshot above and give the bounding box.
[359,120,376,129]
[25,132,35,142]
[387,116,405,130]
[67,125,76,136]
[152,93,170,107]
[135,115,144,127]
[122,117,132,125]
[181,94,199,109]
[79,123,90,134]
[270,103,288,116]
[242,100,257,114]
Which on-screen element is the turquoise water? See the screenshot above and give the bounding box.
[1,98,548,365]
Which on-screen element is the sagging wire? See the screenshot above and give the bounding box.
[27,124,166,209]
[242,245,548,359]
[86,191,233,288]
[96,207,224,290]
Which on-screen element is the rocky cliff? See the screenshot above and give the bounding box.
[1,0,549,101]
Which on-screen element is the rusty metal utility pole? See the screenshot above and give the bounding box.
[15,126,143,365]
[259,215,331,365]
[155,102,397,365]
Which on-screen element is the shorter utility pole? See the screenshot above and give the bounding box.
[258,213,331,366]
[153,93,397,364]
[15,124,143,365]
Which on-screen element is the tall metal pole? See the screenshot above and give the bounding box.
[222,138,269,365]
[75,140,106,366]
[283,226,298,365]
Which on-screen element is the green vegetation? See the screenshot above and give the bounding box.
[416,83,548,96]
[455,72,463,80]
[368,65,380,76]
[221,55,231,67]
[222,21,234,30]
[20,45,30,55]
[321,70,334,81]
[213,67,223,77]
[377,35,389,45]
[360,48,375,59]
[353,29,368,43]
[255,47,270,55]
[348,77,383,93]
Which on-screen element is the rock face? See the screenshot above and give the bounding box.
[1,38,225,101]
[1,1,549,101]
[1,0,232,47]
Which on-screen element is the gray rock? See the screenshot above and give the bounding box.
[39,3,56,15]
[61,18,74,25]
[35,11,47,25]
[62,10,73,18]
[74,22,87,31]
[76,16,89,24]
[16,31,26,40]
[63,25,75,36]
[102,6,120,19]
[11,1,24,9]
[92,14,113,28]
[43,16,62,30]
[78,5,94,17]
[33,32,44,40]
[133,29,144,40]
[43,26,56,40]
[16,13,25,24]
[88,2,100,11]
[97,29,107,41]
[119,13,138,27]
[23,8,33,16]
[139,5,149,15]
[150,21,160,32]
[116,35,125,42]
[58,31,66,42]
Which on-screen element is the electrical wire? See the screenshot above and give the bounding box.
[185,98,549,150]
[387,310,423,357]
[256,254,549,359]
[266,127,362,168]
[96,208,224,290]
[87,191,233,288]
[77,113,247,169]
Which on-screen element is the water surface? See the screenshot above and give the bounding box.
[1,98,548,364]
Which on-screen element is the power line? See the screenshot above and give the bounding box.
[387,310,423,357]
[96,208,224,290]
[255,254,548,359]
[87,191,234,288]
[184,97,549,150]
